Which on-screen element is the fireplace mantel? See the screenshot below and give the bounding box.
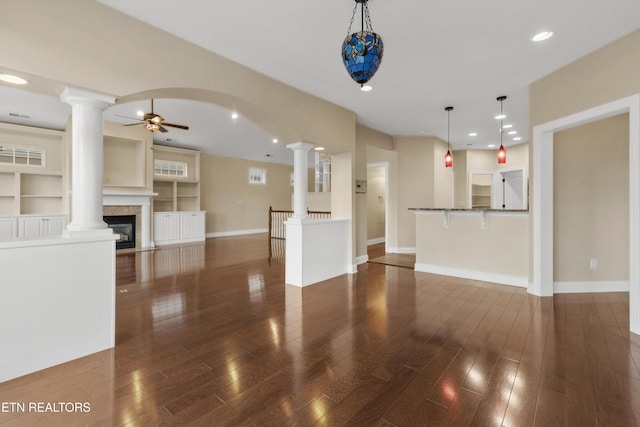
[103,189,157,249]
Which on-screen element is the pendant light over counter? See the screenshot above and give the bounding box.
[444,106,453,168]
[497,95,507,164]
[341,0,384,90]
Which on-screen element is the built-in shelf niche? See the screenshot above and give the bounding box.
[470,172,493,209]
[103,135,146,188]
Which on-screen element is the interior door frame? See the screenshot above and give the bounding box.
[531,94,640,335]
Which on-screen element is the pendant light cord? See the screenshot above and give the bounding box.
[500,99,504,147]
[447,109,451,150]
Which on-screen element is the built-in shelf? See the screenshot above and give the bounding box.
[152,145,201,213]
[0,124,67,216]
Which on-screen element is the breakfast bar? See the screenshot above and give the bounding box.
[410,208,529,287]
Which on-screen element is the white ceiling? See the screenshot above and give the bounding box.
[2,0,640,162]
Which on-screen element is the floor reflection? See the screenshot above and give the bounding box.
[2,235,638,426]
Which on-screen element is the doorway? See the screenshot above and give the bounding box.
[367,163,388,249]
[532,94,639,335]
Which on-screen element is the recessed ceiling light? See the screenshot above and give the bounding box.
[495,114,506,120]
[314,147,325,151]
[418,130,426,135]
[231,112,239,119]
[272,138,278,144]
[513,137,522,141]
[508,131,517,135]
[469,132,478,137]
[0,74,28,85]
[488,144,496,148]
[502,124,513,129]
[360,85,373,92]
[532,31,554,42]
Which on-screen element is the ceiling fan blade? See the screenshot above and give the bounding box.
[123,122,142,127]
[162,122,189,130]
[158,125,169,133]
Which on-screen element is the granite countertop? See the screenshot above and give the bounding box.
[409,208,529,213]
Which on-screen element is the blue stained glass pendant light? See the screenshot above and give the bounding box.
[342,0,384,88]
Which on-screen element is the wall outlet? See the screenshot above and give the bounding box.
[590,258,598,270]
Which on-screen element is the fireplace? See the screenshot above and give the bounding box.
[104,215,136,250]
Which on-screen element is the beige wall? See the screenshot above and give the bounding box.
[530,30,640,128]
[434,141,454,208]
[102,121,153,192]
[200,154,293,234]
[366,167,386,241]
[554,114,629,281]
[396,137,435,249]
[498,143,529,173]
[452,150,467,208]
[394,136,454,249]
[529,28,640,287]
[415,212,529,282]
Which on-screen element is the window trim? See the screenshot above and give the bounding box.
[249,167,267,185]
[154,159,187,178]
[0,144,46,167]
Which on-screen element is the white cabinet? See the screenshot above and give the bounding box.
[0,217,18,241]
[154,211,205,245]
[153,212,180,243]
[18,215,66,239]
[0,214,67,241]
[180,211,205,239]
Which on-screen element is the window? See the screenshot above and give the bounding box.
[154,159,187,177]
[249,168,266,185]
[0,145,45,167]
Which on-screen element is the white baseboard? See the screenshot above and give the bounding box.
[387,247,416,254]
[356,255,369,265]
[206,228,268,238]
[414,263,528,288]
[347,264,358,274]
[367,237,385,245]
[554,281,629,293]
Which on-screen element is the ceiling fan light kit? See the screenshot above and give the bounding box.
[124,99,189,133]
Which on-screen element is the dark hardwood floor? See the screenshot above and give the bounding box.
[1,234,639,426]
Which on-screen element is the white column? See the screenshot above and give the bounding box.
[287,142,314,218]
[61,87,116,234]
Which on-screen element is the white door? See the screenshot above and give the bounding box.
[504,171,525,209]
[493,168,526,210]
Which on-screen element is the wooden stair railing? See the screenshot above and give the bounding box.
[268,206,331,259]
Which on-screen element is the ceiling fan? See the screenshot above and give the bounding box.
[123,99,189,133]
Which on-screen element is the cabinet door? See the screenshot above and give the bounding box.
[154,213,180,242]
[43,216,66,237]
[180,212,204,239]
[19,216,44,238]
[0,217,18,241]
